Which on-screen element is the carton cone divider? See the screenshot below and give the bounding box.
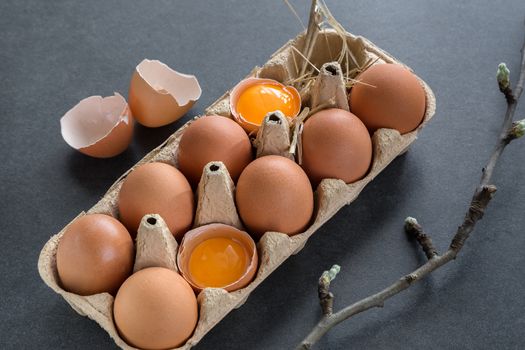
[310,61,350,111]
[254,111,294,160]
[134,214,179,273]
[194,161,243,229]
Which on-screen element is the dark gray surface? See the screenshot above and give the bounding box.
[1,1,525,349]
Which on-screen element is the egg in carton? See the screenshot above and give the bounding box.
[38,28,436,349]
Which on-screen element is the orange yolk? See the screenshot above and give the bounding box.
[188,237,249,288]
[236,83,299,126]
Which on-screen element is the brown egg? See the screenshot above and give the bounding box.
[56,214,134,295]
[301,108,372,186]
[235,155,313,238]
[178,115,253,186]
[118,162,194,241]
[349,63,426,134]
[177,223,258,292]
[113,267,198,349]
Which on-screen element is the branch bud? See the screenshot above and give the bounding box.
[322,264,341,282]
[508,119,525,140]
[497,63,510,92]
[404,216,418,227]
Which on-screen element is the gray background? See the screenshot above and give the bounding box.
[1,0,525,349]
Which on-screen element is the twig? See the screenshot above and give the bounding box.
[404,217,438,259]
[297,28,525,350]
[318,265,340,316]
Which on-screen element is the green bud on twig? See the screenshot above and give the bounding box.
[322,264,341,282]
[497,63,510,92]
[508,119,525,139]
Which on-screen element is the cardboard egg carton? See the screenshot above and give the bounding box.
[38,29,436,349]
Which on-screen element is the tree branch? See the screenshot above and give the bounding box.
[404,217,438,259]
[297,26,525,350]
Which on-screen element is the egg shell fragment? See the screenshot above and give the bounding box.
[349,63,426,134]
[113,267,198,350]
[301,108,373,186]
[177,223,258,292]
[129,59,202,127]
[60,93,134,158]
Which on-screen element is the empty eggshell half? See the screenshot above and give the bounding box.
[60,93,134,158]
[177,223,258,293]
[129,59,202,127]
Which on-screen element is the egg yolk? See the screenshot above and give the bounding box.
[236,83,299,126]
[188,237,249,288]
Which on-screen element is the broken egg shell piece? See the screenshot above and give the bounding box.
[177,223,258,293]
[129,59,202,127]
[229,77,301,134]
[60,93,134,158]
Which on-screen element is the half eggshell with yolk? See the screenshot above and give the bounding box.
[128,59,202,127]
[229,77,301,134]
[177,223,258,293]
[60,93,134,158]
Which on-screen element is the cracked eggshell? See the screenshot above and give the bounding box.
[128,59,202,127]
[177,223,258,293]
[60,93,134,158]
